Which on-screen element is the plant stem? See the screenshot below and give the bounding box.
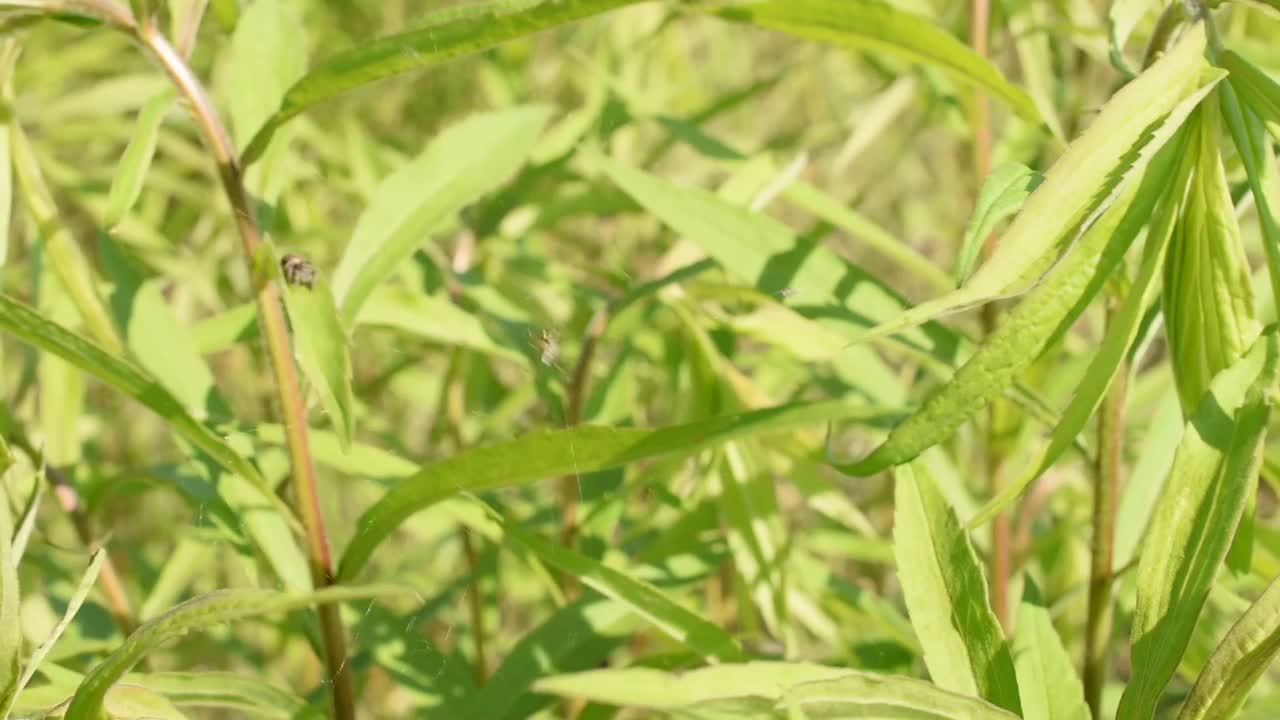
[969,0,1012,630]
[132,22,355,720]
[1084,299,1127,716]
[558,307,606,556]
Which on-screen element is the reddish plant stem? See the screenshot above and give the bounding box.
[132,21,354,720]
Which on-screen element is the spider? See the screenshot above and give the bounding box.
[280,253,318,290]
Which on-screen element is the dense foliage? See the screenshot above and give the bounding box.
[3,1,1280,719]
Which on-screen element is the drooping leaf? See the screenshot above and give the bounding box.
[62,585,404,720]
[338,400,901,580]
[242,0,641,163]
[850,25,1215,342]
[954,162,1042,286]
[836,119,1191,480]
[966,130,1192,525]
[711,0,1043,129]
[333,106,551,324]
[1220,50,1280,132]
[1179,574,1280,720]
[1163,100,1261,418]
[893,462,1021,714]
[1117,329,1280,719]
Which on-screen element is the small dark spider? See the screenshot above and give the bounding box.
[280,253,318,289]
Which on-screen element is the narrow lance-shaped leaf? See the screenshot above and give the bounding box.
[1164,99,1261,418]
[711,0,1043,129]
[243,0,645,164]
[851,24,1212,343]
[63,585,405,720]
[781,672,1022,720]
[893,462,1021,714]
[333,106,551,324]
[1220,50,1280,135]
[123,671,309,719]
[0,292,299,532]
[501,513,745,662]
[338,400,901,580]
[966,127,1193,526]
[1220,77,1280,355]
[598,156,958,391]
[1116,329,1280,720]
[264,240,355,450]
[533,664,862,713]
[955,162,1042,286]
[0,550,106,717]
[833,104,1199,479]
[1179,573,1280,720]
[104,90,173,229]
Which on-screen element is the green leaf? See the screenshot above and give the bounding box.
[1013,581,1089,720]
[1116,329,1280,720]
[226,0,307,153]
[533,663,853,711]
[62,585,404,720]
[338,400,900,580]
[779,179,953,292]
[1180,573,1280,720]
[710,0,1043,129]
[1221,76,1280,378]
[1221,50,1280,130]
[0,550,106,717]
[125,671,310,719]
[597,155,957,393]
[0,42,13,268]
[0,292,298,533]
[242,0,641,164]
[274,250,356,450]
[333,106,551,324]
[893,462,1021,714]
[965,130,1191,525]
[782,672,1023,719]
[501,514,745,662]
[1164,100,1261,418]
[955,162,1042,286]
[454,598,637,720]
[837,119,1189,480]
[103,91,173,229]
[356,287,524,362]
[851,24,1215,343]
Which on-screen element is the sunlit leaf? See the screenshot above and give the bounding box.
[893,462,1020,714]
[338,400,900,580]
[1180,574,1280,720]
[62,585,405,720]
[955,162,1042,286]
[104,90,173,229]
[242,0,641,163]
[1117,329,1280,719]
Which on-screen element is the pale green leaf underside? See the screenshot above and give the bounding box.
[1180,573,1280,720]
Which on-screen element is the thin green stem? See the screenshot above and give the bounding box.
[126,20,355,720]
[1083,300,1127,715]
